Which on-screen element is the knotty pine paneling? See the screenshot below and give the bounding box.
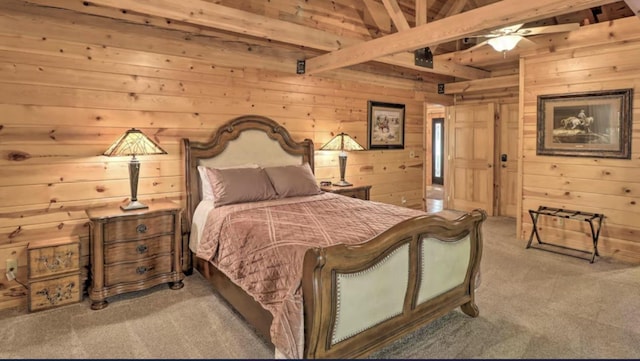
[0,2,436,310]
[521,40,640,263]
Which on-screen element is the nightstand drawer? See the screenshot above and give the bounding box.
[29,273,81,312]
[104,254,172,285]
[28,237,80,279]
[104,214,174,242]
[104,235,173,264]
[321,184,371,201]
[343,188,368,199]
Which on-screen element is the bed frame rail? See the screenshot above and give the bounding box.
[302,209,486,359]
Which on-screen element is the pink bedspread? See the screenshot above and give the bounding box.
[197,192,426,358]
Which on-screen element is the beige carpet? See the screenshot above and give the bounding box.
[2,216,640,359]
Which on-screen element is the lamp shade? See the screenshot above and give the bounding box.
[103,128,167,211]
[319,133,365,152]
[103,128,167,157]
[487,35,522,52]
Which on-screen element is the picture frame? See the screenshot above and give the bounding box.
[367,101,405,149]
[536,89,633,159]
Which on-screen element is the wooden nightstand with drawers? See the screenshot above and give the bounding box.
[27,236,82,312]
[321,184,372,200]
[86,201,184,310]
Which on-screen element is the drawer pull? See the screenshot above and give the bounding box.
[136,224,148,234]
[136,244,148,254]
[136,266,154,275]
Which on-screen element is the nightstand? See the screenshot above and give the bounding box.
[86,201,184,310]
[321,184,372,200]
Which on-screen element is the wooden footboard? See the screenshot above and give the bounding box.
[301,209,486,359]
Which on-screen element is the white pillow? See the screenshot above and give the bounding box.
[197,164,259,201]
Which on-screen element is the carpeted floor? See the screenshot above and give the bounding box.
[1,216,640,359]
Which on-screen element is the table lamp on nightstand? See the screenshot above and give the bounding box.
[320,132,365,187]
[103,128,167,211]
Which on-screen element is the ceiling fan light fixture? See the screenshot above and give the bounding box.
[488,35,522,52]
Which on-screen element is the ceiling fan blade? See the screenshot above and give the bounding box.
[498,23,525,34]
[464,33,500,39]
[517,37,537,48]
[516,23,580,36]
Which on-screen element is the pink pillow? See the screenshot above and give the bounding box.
[205,167,277,206]
[197,164,258,201]
[264,163,321,198]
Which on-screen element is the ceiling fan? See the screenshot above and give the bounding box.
[464,23,580,53]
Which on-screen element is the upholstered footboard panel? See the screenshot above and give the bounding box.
[417,235,471,304]
[332,243,410,345]
[302,209,486,359]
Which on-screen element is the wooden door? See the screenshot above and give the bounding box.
[497,103,519,217]
[445,103,495,215]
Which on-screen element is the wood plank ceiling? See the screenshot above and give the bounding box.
[23,0,637,87]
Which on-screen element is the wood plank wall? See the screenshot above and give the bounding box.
[521,41,640,263]
[0,2,442,310]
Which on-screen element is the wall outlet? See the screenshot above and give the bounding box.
[409,151,415,158]
[6,258,17,273]
[557,218,564,226]
[401,196,407,205]
[5,259,17,281]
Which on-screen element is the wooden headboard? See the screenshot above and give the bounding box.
[182,115,315,227]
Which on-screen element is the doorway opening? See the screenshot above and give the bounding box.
[432,117,444,186]
[426,115,444,212]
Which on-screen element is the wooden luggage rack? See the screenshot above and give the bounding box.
[526,206,604,263]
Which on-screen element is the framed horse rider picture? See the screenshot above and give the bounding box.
[367,101,405,149]
[536,89,633,159]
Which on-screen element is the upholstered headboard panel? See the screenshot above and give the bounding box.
[197,129,303,169]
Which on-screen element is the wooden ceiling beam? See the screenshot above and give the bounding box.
[443,74,519,94]
[381,0,411,31]
[433,0,467,20]
[415,0,428,26]
[380,52,487,79]
[429,0,468,53]
[362,0,391,33]
[82,0,488,79]
[304,0,618,74]
[84,0,351,51]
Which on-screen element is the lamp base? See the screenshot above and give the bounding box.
[332,180,353,187]
[120,200,149,211]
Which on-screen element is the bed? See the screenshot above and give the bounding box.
[182,115,486,359]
